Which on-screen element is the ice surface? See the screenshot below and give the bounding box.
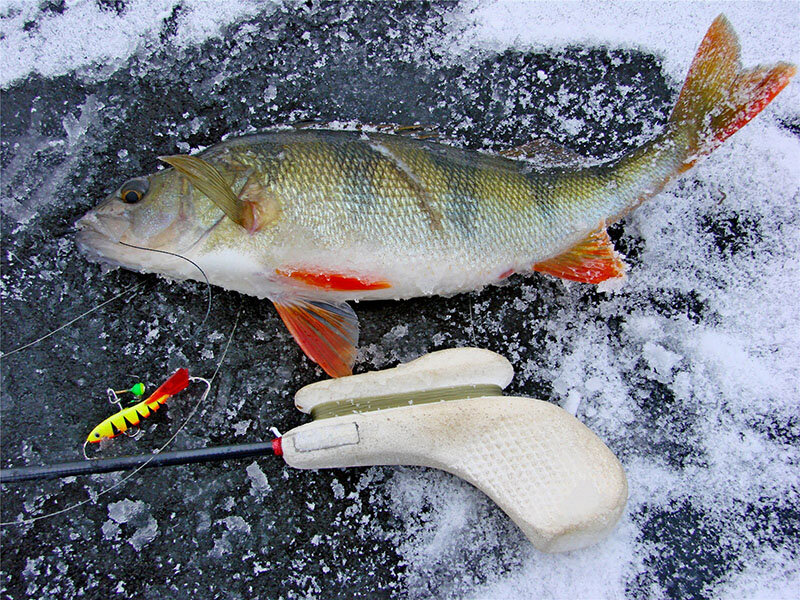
[1,0,798,598]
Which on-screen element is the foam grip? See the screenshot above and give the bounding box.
[281,396,627,553]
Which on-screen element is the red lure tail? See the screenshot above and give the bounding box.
[670,15,796,170]
[145,368,190,404]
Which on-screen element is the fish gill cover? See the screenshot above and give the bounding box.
[1,1,798,599]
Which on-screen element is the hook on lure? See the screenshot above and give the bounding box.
[106,382,148,440]
[83,368,191,459]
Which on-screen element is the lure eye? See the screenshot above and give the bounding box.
[119,177,149,204]
[94,432,101,438]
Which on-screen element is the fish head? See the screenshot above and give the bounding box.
[76,167,218,274]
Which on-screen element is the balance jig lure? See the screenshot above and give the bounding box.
[84,368,190,454]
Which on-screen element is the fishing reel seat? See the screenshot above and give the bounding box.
[282,348,627,553]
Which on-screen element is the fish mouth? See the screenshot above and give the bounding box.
[75,209,212,276]
[75,211,141,271]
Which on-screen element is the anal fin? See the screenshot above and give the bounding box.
[272,297,359,378]
[534,227,627,284]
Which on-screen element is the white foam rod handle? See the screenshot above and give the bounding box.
[281,349,628,553]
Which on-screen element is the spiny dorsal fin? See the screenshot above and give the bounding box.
[372,123,440,141]
[534,227,627,284]
[500,138,588,169]
[159,155,265,233]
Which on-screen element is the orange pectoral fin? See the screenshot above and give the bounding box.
[277,269,391,292]
[272,297,359,378]
[534,227,627,284]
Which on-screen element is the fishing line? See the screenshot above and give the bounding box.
[117,241,212,334]
[0,308,241,527]
[0,280,146,359]
[1,241,211,359]
[0,243,217,525]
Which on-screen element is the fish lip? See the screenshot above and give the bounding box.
[74,211,127,242]
[74,226,126,270]
[74,211,131,269]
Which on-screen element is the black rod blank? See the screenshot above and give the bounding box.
[0,441,279,484]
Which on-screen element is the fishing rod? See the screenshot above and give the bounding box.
[1,348,629,553]
[0,440,283,484]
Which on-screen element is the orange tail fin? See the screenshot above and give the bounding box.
[670,15,795,169]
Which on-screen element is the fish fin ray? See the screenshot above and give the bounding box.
[534,227,627,284]
[272,297,359,378]
[289,120,441,141]
[160,155,266,232]
[669,15,796,166]
[500,138,588,169]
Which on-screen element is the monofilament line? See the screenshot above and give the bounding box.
[118,241,213,332]
[0,280,146,359]
[0,309,240,527]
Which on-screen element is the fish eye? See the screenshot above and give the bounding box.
[120,177,149,204]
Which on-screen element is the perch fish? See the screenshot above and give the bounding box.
[76,16,795,377]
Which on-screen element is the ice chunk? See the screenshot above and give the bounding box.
[107,499,159,550]
[246,461,271,495]
[108,498,144,524]
[222,515,251,535]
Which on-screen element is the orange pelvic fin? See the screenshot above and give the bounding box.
[277,269,391,292]
[534,227,627,284]
[272,297,359,378]
[670,15,796,167]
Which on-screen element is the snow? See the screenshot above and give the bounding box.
[107,499,159,550]
[0,0,274,87]
[441,0,800,115]
[1,0,798,598]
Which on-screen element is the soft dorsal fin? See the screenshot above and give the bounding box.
[534,227,627,284]
[500,138,588,169]
[272,297,359,378]
[289,120,441,141]
[159,154,266,233]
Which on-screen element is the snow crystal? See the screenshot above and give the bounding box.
[642,342,682,377]
[232,420,251,436]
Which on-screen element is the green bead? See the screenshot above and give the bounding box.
[130,383,145,397]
